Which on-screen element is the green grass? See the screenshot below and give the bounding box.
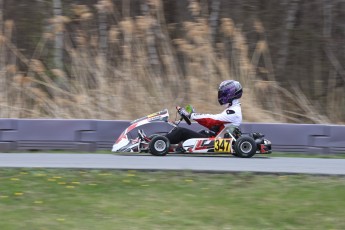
[1,169,345,230]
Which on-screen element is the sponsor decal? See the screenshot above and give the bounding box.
[226,109,235,115]
[194,139,215,151]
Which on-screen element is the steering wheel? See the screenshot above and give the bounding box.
[176,106,192,125]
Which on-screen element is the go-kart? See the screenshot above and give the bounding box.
[112,106,272,158]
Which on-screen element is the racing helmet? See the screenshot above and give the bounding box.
[218,80,243,105]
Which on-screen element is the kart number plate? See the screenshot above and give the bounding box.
[214,139,231,153]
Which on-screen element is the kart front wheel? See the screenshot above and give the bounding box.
[149,136,170,156]
[234,136,257,158]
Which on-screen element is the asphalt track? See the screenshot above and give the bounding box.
[0,153,345,175]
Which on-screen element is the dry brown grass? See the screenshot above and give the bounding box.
[0,1,342,124]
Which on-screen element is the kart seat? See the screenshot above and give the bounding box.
[198,129,216,137]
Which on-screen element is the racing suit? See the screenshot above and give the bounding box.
[165,99,242,144]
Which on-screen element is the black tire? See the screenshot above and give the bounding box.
[234,136,257,158]
[149,136,170,156]
[232,152,240,157]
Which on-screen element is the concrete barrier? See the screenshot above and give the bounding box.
[0,118,344,153]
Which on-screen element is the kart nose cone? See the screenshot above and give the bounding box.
[112,138,130,152]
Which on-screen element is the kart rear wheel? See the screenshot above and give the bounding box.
[234,136,257,158]
[149,134,159,140]
[149,136,170,156]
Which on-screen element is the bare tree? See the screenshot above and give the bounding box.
[276,0,300,79]
[0,0,3,33]
[98,2,108,58]
[0,0,5,109]
[53,0,63,70]
[209,0,220,45]
[323,0,345,84]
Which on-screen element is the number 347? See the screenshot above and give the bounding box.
[214,139,232,152]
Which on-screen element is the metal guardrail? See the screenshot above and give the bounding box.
[0,119,344,153]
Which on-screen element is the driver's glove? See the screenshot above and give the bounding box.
[185,105,195,114]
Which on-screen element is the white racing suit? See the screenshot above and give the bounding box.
[191,99,242,133]
[165,99,242,144]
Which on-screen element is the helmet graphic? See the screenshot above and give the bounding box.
[218,80,243,105]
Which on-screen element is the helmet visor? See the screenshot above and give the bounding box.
[218,90,228,105]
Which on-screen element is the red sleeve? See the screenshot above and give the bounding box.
[193,117,228,130]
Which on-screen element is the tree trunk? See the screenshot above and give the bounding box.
[53,0,63,70]
[276,0,300,79]
[0,0,6,116]
[209,0,220,45]
[98,8,107,57]
[323,0,345,84]
[0,0,3,33]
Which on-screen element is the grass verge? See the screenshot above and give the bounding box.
[0,169,345,230]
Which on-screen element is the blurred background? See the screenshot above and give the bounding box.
[0,0,343,124]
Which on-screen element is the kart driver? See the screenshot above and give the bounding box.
[165,80,243,144]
